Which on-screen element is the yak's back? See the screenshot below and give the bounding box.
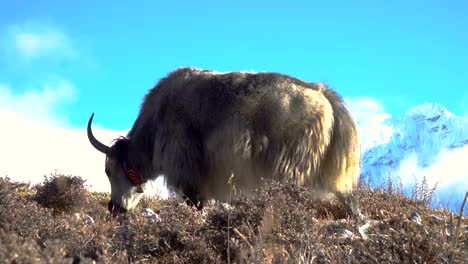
[130,67,358,202]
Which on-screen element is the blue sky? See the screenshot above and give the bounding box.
[0,1,467,208]
[1,0,467,130]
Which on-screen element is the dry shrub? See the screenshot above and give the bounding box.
[0,229,70,263]
[1,175,467,263]
[136,194,165,211]
[34,173,89,213]
[411,176,438,208]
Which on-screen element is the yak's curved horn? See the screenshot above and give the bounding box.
[87,113,111,154]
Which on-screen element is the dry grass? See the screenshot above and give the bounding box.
[0,175,467,263]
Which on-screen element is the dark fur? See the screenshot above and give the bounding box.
[118,67,360,209]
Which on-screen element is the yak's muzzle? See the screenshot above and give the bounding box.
[108,200,127,215]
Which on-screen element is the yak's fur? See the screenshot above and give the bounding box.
[103,67,360,211]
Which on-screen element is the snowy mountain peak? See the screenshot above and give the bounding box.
[405,102,453,121]
[360,103,468,211]
[361,103,468,212]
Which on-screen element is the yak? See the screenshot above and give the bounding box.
[87,67,361,216]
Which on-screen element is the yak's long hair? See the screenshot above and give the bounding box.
[126,67,360,204]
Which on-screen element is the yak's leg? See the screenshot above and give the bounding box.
[182,186,205,210]
[335,191,364,220]
[163,131,206,210]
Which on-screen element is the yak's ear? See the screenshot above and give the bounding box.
[109,138,129,162]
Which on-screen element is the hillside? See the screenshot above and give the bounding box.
[1,174,467,263]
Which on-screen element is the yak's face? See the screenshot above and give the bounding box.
[104,156,144,215]
[87,113,144,215]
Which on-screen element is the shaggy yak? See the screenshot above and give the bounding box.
[87,67,361,216]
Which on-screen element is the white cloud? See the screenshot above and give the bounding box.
[0,20,167,199]
[420,146,468,191]
[393,146,468,211]
[5,21,77,60]
[344,96,393,151]
[0,85,168,197]
[0,81,76,127]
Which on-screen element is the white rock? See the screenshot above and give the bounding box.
[73,213,95,226]
[141,208,160,221]
[333,229,354,239]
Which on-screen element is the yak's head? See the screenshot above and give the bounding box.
[87,113,146,215]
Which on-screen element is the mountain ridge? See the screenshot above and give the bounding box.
[359,102,468,210]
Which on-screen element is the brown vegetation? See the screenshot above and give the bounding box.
[0,174,466,263]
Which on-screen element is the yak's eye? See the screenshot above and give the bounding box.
[105,168,111,177]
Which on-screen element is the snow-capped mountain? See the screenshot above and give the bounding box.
[359,102,468,210]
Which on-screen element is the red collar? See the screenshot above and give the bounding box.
[122,138,147,186]
[123,161,147,186]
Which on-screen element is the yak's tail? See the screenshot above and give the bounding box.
[312,83,361,194]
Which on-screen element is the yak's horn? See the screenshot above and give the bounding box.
[87,113,111,154]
